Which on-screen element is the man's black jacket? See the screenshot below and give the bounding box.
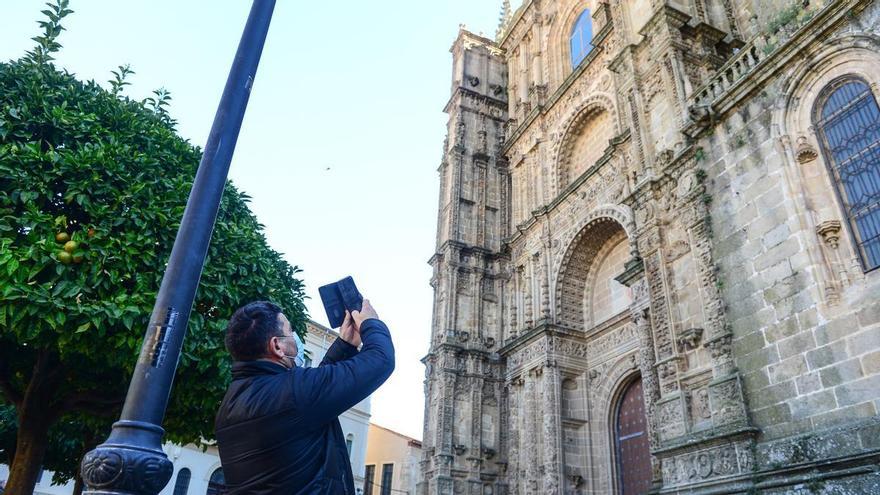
[215,319,395,494]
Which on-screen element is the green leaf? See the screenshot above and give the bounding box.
[75,322,91,333]
[6,258,19,276]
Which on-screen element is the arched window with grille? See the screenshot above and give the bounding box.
[814,77,880,271]
[206,468,226,495]
[569,9,593,68]
[346,433,354,457]
[172,468,191,495]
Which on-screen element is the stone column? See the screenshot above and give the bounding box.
[681,182,750,428]
[541,365,562,492]
[635,210,688,445]
[524,372,538,494]
[524,265,534,328]
[506,377,522,495]
[540,251,551,321]
[632,305,663,484]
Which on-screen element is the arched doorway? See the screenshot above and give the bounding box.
[615,377,652,495]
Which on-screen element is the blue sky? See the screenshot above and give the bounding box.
[1,0,515,440]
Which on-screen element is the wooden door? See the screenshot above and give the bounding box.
[615,377,652,495]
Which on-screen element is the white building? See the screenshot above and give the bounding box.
[1,319,371,494]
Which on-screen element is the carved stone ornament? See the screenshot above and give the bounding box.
[665,240,691,263]
[688,104,713,125]
[705,334,733,363]
[795,135,818,164]
[661,442,747,486]
[454,444,468,455]
[656,398,686,441]
[675,171,698,200]
[468,76,480,87]
[678,328,704,352]
[816,220,842,249]
[692,387,712,421]
[709,377,747,425]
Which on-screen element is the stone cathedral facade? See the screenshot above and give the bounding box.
[420,0,880,493]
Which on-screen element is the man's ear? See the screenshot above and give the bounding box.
[267,336,284,359]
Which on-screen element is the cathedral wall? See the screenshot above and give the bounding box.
[427,2,880,494]
[700,1,880,465]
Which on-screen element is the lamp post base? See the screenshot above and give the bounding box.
[81,421,173,495]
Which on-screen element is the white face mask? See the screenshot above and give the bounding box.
[284,333,306,367]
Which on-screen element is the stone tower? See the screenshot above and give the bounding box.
[423,1,880,494]
[420,30,510,495]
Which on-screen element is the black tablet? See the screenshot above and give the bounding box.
[318,276,364,328]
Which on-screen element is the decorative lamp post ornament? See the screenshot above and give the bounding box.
[79,1,277,493]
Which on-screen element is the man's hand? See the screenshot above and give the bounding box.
[340,310,362,347]
[351,299,379,331]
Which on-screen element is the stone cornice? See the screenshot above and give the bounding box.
[497,322,585,357]
[652,424,760,456]
[685,0,861,135]
[443,86,508,115]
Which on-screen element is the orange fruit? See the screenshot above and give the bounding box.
[55,232,70,243]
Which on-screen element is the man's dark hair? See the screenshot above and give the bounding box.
[225,301,284,361]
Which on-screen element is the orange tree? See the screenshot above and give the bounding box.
[0,3,307,494]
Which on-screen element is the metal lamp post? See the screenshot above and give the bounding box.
[80,1,276,493]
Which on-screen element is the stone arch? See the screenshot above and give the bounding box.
[777,34,880,140]
[552,93,618,194]
[554,205,636,328]
[586,352,641,494]
[773,34,880,293]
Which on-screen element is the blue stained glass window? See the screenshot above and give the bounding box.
[815,77,880,271]
[570,9,593,68]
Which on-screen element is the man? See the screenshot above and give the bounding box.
[215,299,394,494]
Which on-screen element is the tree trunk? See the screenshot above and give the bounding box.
[4,352,63,495]
[4,408,52,495]
[72,473,85,495]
